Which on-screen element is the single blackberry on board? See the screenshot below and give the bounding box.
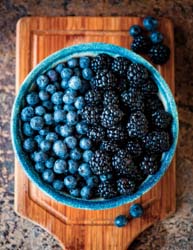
[145,95,164,113]
[101,106,124,128]
[103,90,120,107]
[121,89,144,112]
[89,150,112,175]
[127,111,148,138]
[141,78,158,96]
[143,131,170,154]
[151,110,172,129]
[111,57,131,76]
[91,54,112,72]
[127,63,149,87]
[84,89,102,105]
[100,140,120,153]
[107,126,128,141]
[127,139,142,158]
[92,70,117,90]
[140,155,159,175]
[97,181,117,199]
[112,149,135,176]
[87,126,106,142]
[131,35,151,53]
[81,106,102,125]
[148,44,170,65]
[117,178,136,195]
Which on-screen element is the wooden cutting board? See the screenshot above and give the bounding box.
[15,17,175,250]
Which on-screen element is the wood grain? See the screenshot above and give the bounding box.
[15,17,175,250]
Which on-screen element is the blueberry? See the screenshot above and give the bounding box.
[70,148,82,161]
[23,138,36,152]
[23,122,35,136]
[86,175,99,188]
[53,105,63,111]
[114,215,128,227]
[64,175,77,189]
[42,169,55,183]
[61,79,69,89]
[68,159,79,174]
[35,162,45,173]
[54,159,68,174]
[129,204,144,218]
[51,91,64,105]
[82,68,93,80]
[21,106,34,121]
[46,84,57,94]
[40,140,52,152]
[80,186,92,199]
[63,91,77,105]
[44,113,54,125]
[26,92,39,106]
[78,163,92,178]
[143,16,158,31]
[73,67,82,77]
[36,75,49,89]
[59,124,74,137]
[39,90,50,101]
[53,140,68,159]
[129,25,142,37]
[54,110,66,123]
[34,135,44,145]
[150,31,164,44]
[76,121,88,135]
[79,56,90,68]
[67,58,79,68]
[42,100,53,111]
[46,132,58,142]
[33,151,48,162]
[66,111,79,125]
[64,136,77,149]
[68,76,82,90]
[69,188,80,197]
[61,68,73,80]
[45,157,55,169]
[47,69,58,82]
[74,96,85,110]
[55,63,64,73]
[53,180,64,190]
[79,137,92,150]
[35,106,46,116]
[63,104,76,112]
[82,150,93,163]
[100,173,113,182]
[39,127,49,136]
[30,116,44,130]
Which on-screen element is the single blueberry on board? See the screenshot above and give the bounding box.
[129,203,144,218]
[129,25,142,37]
[150,31,164,44]
[114,215,128,227]
[143,16,158,31]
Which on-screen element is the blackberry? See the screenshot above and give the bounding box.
[140,155,159,175]
[141,78,158,96]
[97,181,117,199]
[81,106,102,125]
[144,131,170,153]
[85,89,102,105]
[127,139,142,157]
[100,141,120,153]
[127,63,149,87]
[107,126,127,141]
[129,167,146,185]
[148,44,170,65]
[121,89,144,112]
[117,178,136,195]
[101,106,124,128]
[91,54,112,72]
[127,111,148,138]
[116,78,129,92]
[151,110,172,129]
[145,95,164,113]
[103,90,119,107]
[87,126,106,142]
[92,70,117,90]
[112,149,135,176]
[89,150,112,175]
[111,57,131,76]
[131,35,151,53]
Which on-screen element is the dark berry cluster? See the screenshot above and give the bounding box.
[129,16,170,65]
[20,52,172,200]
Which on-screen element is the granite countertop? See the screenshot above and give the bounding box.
[0,0,193,249]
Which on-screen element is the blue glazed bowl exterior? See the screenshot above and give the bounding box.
[11,42,179,210]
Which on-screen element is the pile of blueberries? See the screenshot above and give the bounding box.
[129,16,170,65]
[20,50,172,200]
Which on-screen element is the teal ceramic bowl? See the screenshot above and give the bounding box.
[11,42,179,210]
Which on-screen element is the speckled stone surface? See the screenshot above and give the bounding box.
[0,0,193,249]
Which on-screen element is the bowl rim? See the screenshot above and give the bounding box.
[11,42,179,210]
